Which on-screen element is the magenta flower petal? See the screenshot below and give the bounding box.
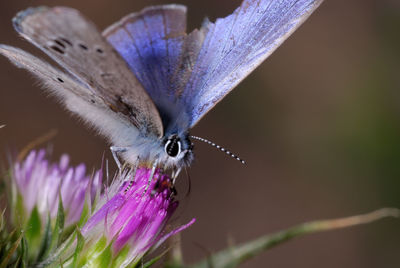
[153,218,196,250]
[82,167,194,265]
[81,193,126,233]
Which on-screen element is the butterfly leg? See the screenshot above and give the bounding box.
[123,158,140,194]
[143,162,157,195]
[110,146,128,170]
[123,169,134,193]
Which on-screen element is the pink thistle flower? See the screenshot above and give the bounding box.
[81,167,195,267]
[13,149,102,226]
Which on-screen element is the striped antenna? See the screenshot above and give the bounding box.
[190,136,245,164]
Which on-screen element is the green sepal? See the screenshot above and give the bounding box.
[35,226,79,268]
[51,196,65,248]
[111,245,129,268]
[72,228,84,267]
[77,236,107,267]
[33,197,66,267]
[8,169,26,229]
[77,201,90,229]
[93,242,112,268]
[12,193,27,231]
[24,207,41,259]
[36,214,52,262]
[78,236,113,268]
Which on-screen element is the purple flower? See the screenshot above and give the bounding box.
[81,167,195,266]
[13,149,102,225]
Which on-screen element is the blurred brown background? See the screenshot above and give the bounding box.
[1,0,399,267]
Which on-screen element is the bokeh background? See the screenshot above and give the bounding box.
[1,0,399,267]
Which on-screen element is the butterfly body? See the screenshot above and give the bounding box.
[0,1,323,170]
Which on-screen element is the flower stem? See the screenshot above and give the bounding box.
[189,208,400,268]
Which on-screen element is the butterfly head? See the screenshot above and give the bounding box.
[163,134,193,167]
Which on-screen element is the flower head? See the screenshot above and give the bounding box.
[13,149,102,226]
[80,167,195,267]
[8,149,193,267]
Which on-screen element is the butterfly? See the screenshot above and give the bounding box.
[0,0,323,174]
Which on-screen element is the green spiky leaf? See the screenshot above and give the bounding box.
[0,209,6,232]
[0,232,22,268]
[19,237,28,268]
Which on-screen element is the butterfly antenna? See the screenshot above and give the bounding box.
[190,136,245,164]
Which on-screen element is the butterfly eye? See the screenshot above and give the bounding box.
[164,137,181,158]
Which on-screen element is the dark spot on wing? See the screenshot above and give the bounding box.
[60,38,72,46]
[50,45,64,54]
[78,43,88,50]
[90,99,95,104]
[96,48,104,54]
[57,77,64,83]
[54,39,65,49]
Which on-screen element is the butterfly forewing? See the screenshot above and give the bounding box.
[0,45,143,145]
[104,5,186,105]
[102,1,323,130]
[183,0,324,127]
[103,5,207,132]
[13,6,163,137]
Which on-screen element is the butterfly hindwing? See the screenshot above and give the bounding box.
[13,6,163,137]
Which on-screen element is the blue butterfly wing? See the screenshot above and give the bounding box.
[104,1,323,131]
[183,0,324,127]
[103,5,205,133]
